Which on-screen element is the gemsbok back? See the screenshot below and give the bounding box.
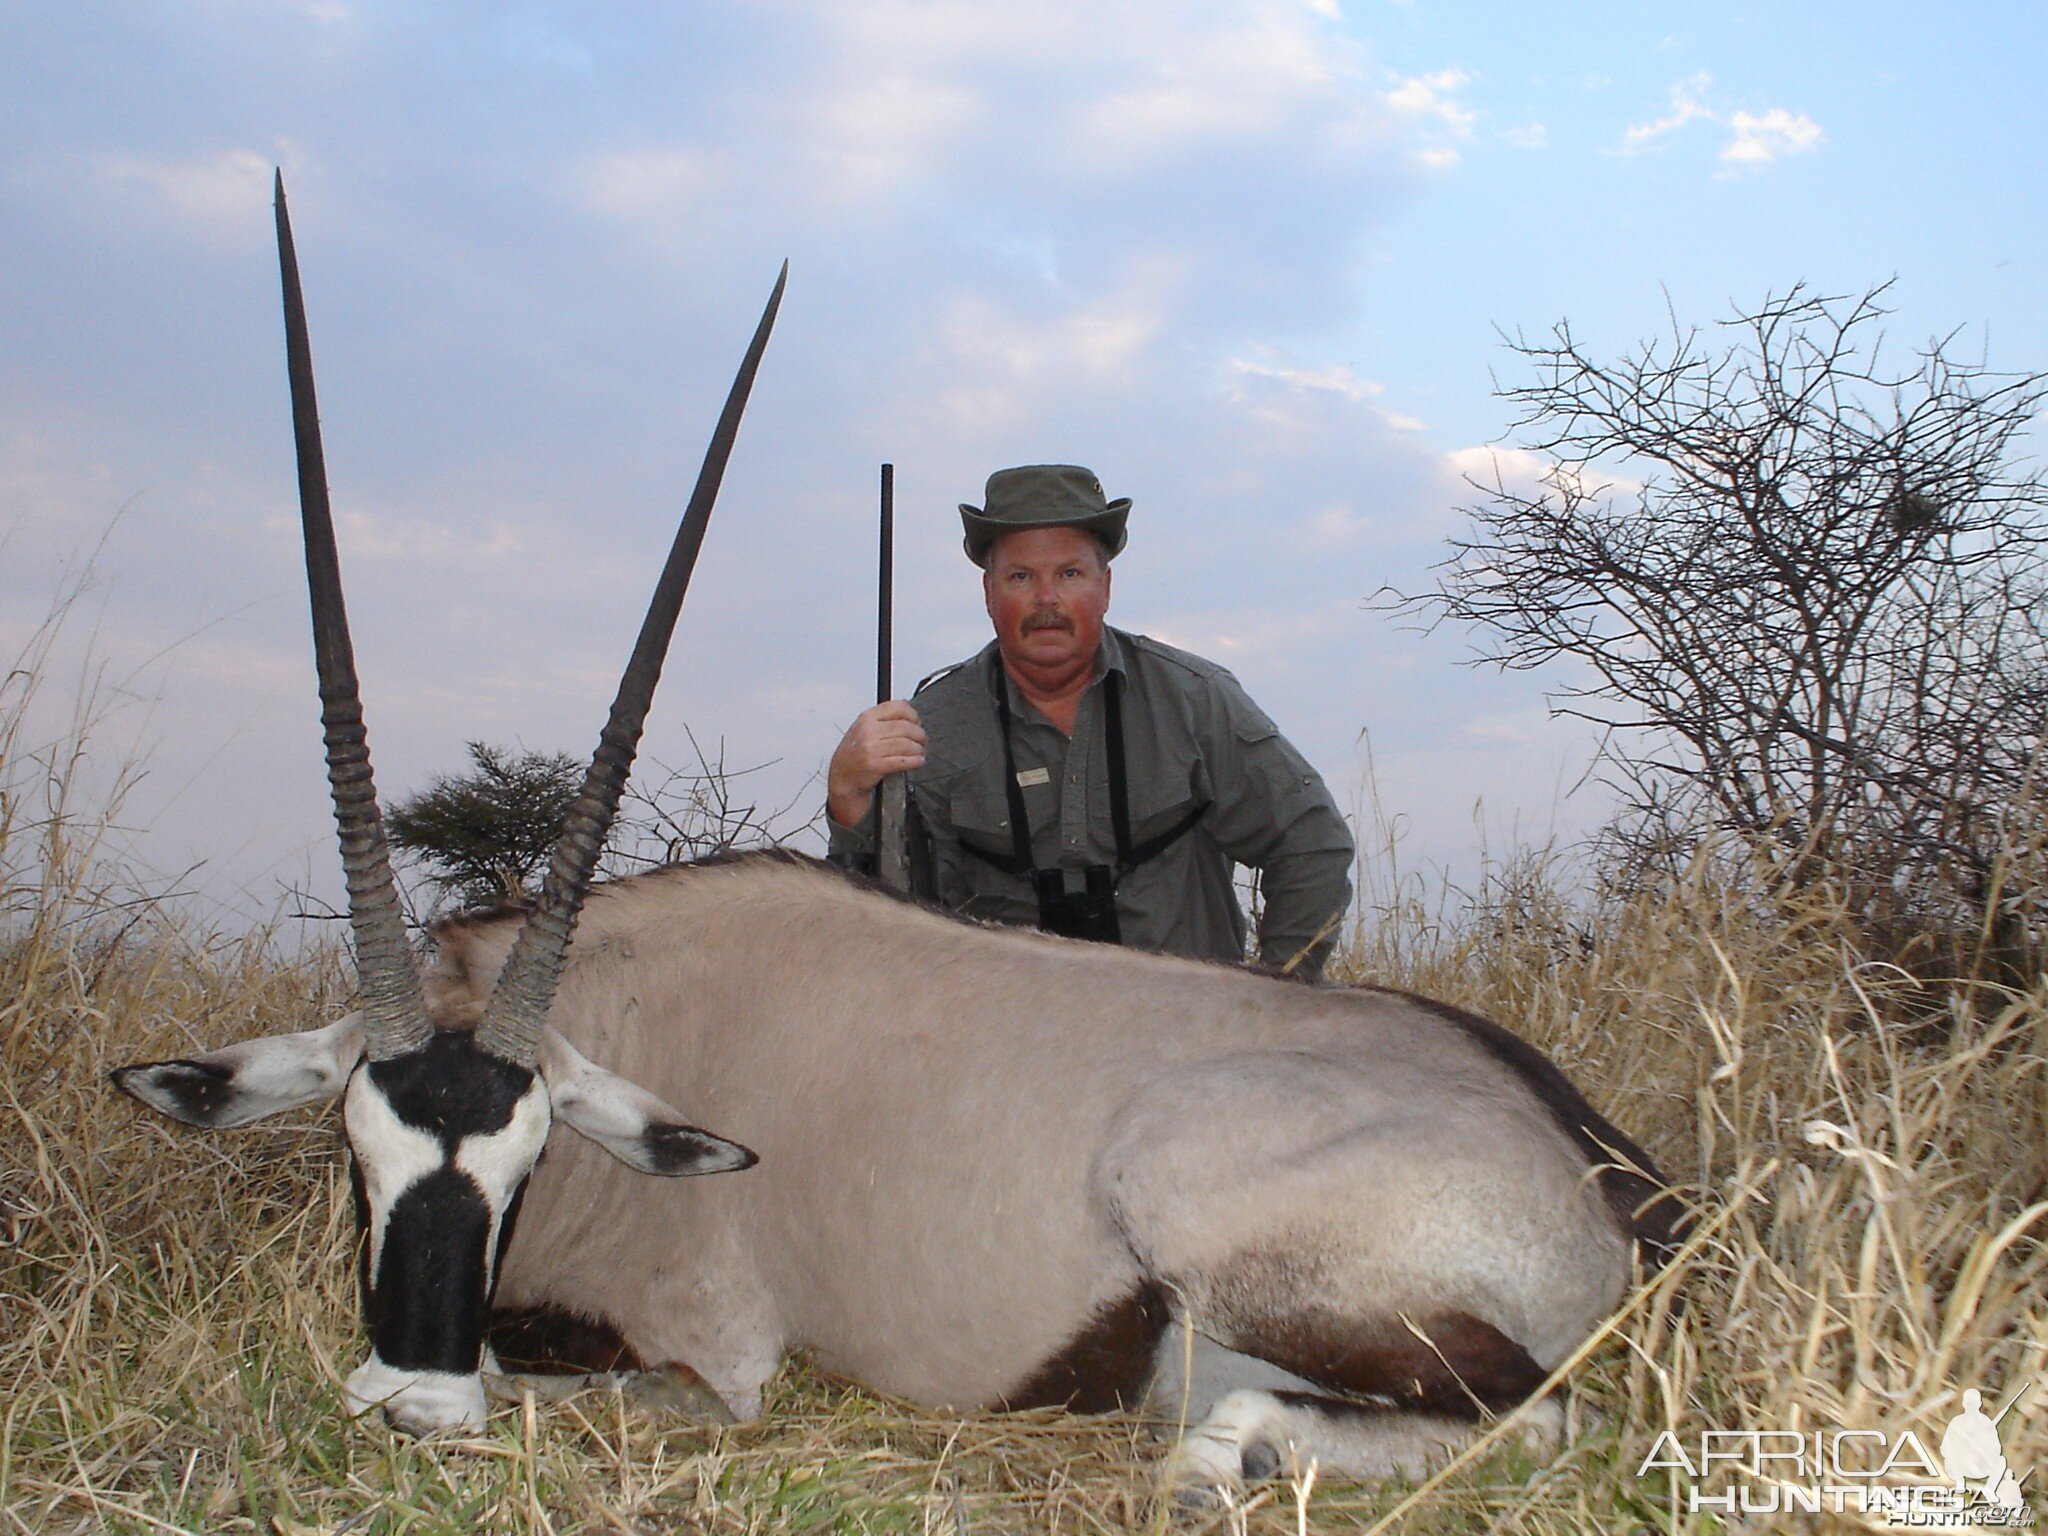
[114,180,1683,1500]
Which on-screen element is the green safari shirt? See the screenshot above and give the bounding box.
[828,627,1354,979]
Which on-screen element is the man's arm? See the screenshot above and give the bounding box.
[1197,679,1354,980]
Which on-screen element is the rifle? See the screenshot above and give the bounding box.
[875,463,910,890]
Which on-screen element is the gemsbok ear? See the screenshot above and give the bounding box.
[110,1013,368,1129]
[537,1028,757,1177]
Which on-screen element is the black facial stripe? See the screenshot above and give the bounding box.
[489,1175,530,1305]
[348,1153,372,1308]
[365,1032,537,1153]
[368,1166,495,1373]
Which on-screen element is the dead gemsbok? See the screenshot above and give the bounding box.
[114,181,1682,1499]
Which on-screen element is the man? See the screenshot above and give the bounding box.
[828,464,1354,979]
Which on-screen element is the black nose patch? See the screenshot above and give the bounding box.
[368,1166,498,1372]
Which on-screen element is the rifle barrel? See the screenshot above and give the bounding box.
[877,463,894,705]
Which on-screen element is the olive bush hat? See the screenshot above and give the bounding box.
[959,464,1131,567]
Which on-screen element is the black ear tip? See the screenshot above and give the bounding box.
[109,1058,235,1124]
[640,1123,758,1176]
[108,1061,173,1095]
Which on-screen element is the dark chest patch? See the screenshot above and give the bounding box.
[1000,1282,1169,1413]
[367,1032,536,1150]
[1242,1306,1548,1417]
[487,1305,646,1375]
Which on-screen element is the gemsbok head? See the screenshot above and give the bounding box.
[111,174,782,1435]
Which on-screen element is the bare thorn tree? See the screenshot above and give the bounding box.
[1395,283,2048,981]
[615,726,820,866]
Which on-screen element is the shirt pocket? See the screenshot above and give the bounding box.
[1124,742,1212,851]
[934,751,1029,868]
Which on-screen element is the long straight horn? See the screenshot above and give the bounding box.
[275,172,431,1062]
[475,262,788,1066]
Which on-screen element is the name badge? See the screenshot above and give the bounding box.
[1016,767,1051,788]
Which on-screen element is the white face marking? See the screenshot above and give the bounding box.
[344,1355,488,1435]
[342,1065,552,1279]
[342,1071,446,1278]
[454,1084,552,1286]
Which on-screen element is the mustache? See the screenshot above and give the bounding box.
[1023,611,1074,634]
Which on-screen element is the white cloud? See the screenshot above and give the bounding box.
[808,71,983,199]
[1224,355,1426,435]
[1720,108,1825,168]
[924,264,1179,431]
[1498,122,1548,150]
[0,428,122,527]
[1385,68,1476,132]
[1620,72,1823,175]
[1462,711,1549,746]
[96,146,276,240]
[1145,598,1359,671]
[1383,66,1475,167]
[1226,357,1384,402]
[1303,501,1372,548]
[1622,70,1715,149]
[1445,444,1639,502]
[1084,18,1340,157]
[796,0,1377,192]
[1445,443,1550,487]
[255,508,525,565]
[581,147,728,219]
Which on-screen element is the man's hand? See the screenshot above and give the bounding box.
[827,701,927,829]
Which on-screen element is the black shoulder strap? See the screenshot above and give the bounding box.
[961,658,1209,884]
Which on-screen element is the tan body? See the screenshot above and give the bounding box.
[431,853,1661,1451]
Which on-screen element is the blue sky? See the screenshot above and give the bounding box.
[4,1,2043,922]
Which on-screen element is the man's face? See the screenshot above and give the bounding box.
[982,526,1113,676]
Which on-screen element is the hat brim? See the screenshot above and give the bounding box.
[960,499,1130,567]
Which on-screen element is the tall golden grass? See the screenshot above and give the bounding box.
[4,608,2044,1533]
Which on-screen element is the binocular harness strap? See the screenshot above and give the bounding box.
[963,657,1210,889]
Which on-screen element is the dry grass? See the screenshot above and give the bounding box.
[5,643,2046,1533]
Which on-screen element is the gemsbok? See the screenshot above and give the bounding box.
[113,178,1683,1500]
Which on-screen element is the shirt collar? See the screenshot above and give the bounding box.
[1097,626,1128,681]
[984,628,1127,704]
